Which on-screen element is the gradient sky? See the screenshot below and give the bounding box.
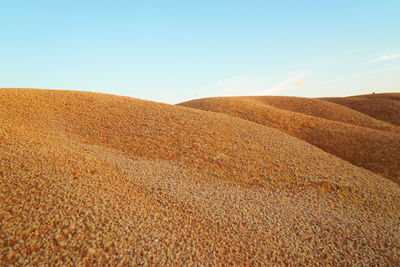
[1,1,399,103]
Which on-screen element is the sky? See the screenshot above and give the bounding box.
[1,1,399,104]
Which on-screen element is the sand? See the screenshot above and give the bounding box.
[1,88,399,265]
[179,96,400,184]
[323,93,400,126]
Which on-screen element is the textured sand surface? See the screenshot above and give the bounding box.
[248,96,400,133]
[322,93,400,126]
[180,96,400,184]
[1,88,400,265]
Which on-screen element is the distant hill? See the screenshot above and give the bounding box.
[1,88,399,265]
[249,95,400,132]
[322,93,400,126]
[179,96,400,184]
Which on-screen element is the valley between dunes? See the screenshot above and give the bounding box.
[1,88,399,265]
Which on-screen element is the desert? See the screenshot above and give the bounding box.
[2,2,400,265]
[1,88,399,265]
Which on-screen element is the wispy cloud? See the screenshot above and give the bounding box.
[193,71,310,99]
[294,79,306,87]
[269,77,304,93]
[366,54,400,64]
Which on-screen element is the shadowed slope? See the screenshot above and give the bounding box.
[322,93,400,126]
[179,97,400,184]
[353,92,400,101]
[247,96,400,133]
[1,88,399,265]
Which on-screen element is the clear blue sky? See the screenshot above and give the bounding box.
[1,1,399,103]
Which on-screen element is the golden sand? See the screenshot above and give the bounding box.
[179,96,400,184]
[323,93,400,126]
[1,88,399,265]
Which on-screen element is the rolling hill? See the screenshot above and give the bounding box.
[322,93,400,126]
[179,96,400,184]
[1,88,399,265]
[248,95,400,132]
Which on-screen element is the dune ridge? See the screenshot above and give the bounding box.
[179,96,400,184]
[1,88,399,265]
[322,93,400,126]
[247,96,400,132]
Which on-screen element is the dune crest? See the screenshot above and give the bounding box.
[179,96,400,184]
[322,93,400,126]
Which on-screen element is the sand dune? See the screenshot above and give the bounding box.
[247,96,400,132]
[1,88,399,265]
[352,93,400,101]
[322,93,400,126]
[179,96,400,184]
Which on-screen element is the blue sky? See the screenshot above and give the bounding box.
[1,1,399,103]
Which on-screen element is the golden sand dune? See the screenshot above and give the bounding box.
[322,93,400,126]
[1,88,399,265]
[247,96,400,132]
[353,93,400,101]
[179,96,400,184]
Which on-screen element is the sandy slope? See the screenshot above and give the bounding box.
[322,93,400,126]
[1,88,399,265]
[180,96,400,184]
[353,93,400,101]
[247,96,400,133]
